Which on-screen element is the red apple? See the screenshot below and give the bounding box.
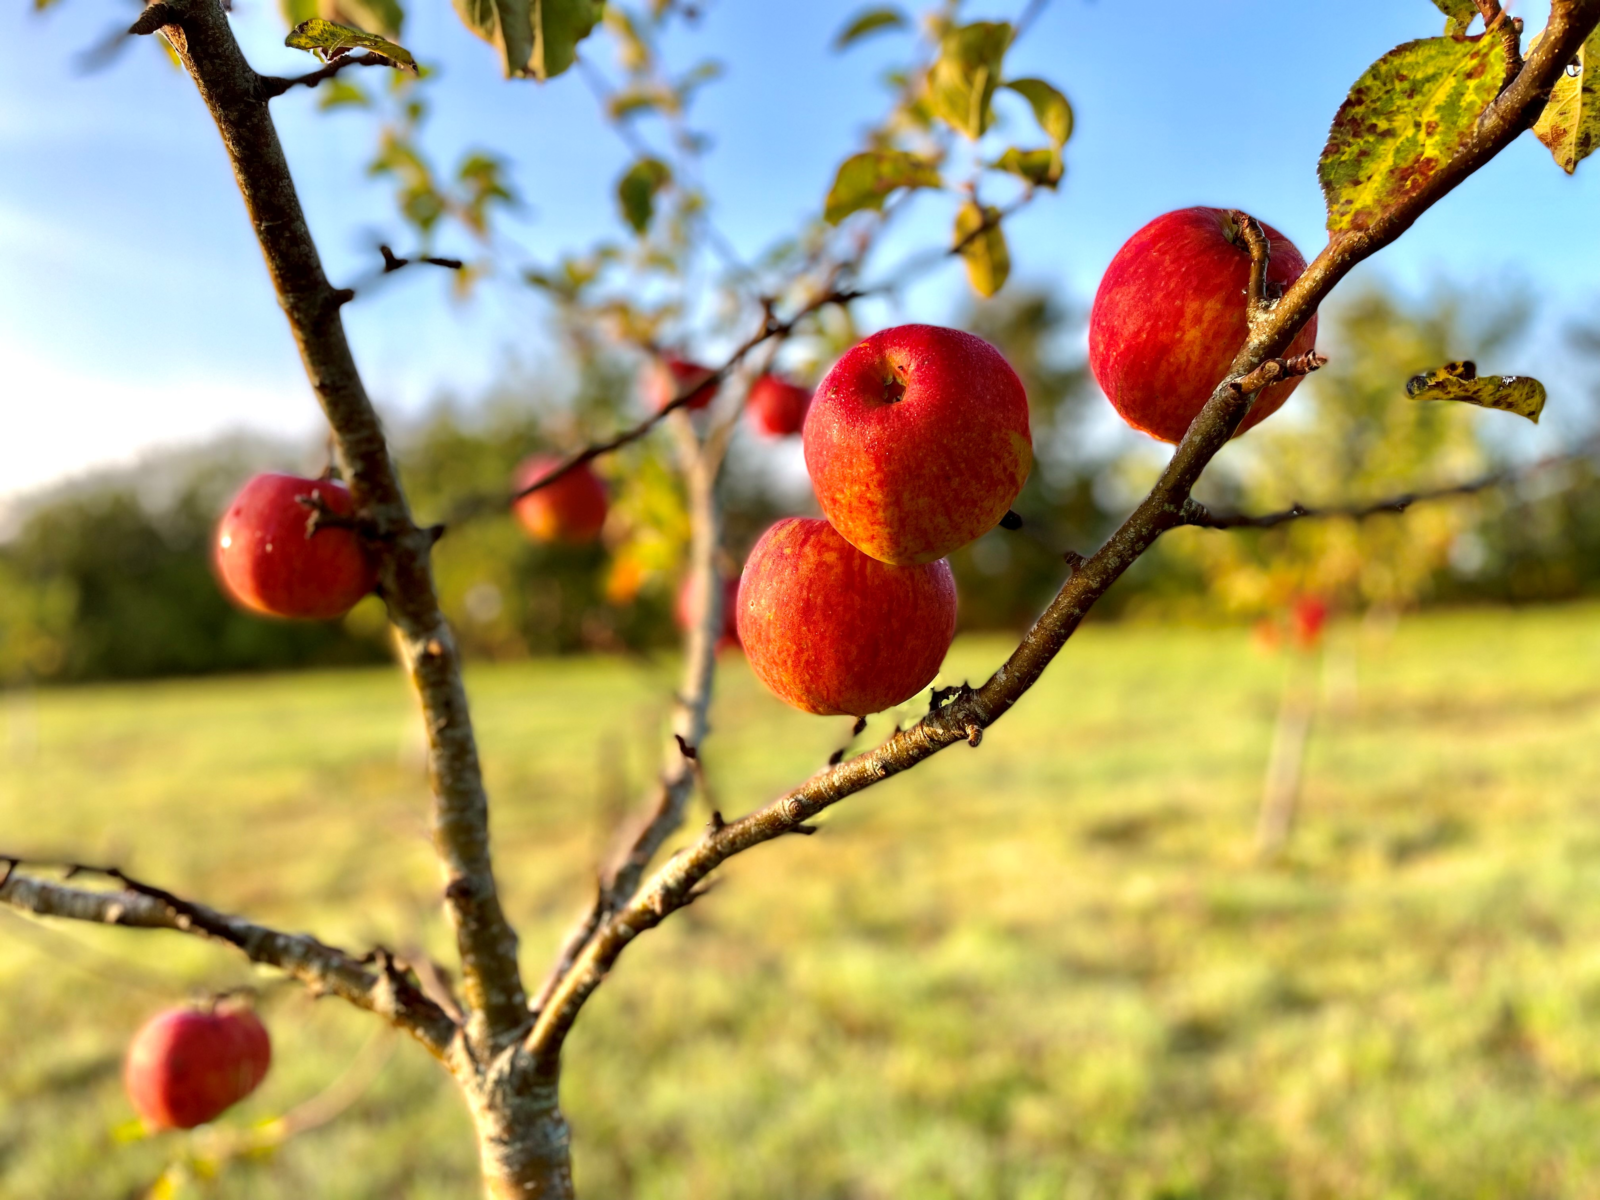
[645,356,719,412]
[1290,595,1329,649]
[803,324,1032,566]
[676,572,741,652]
[736,517,957,716]
[1089,207,1319,444]
[747,373,812,437]
[512,456,608,544]
[215,473,376,620]
[124,1004,272,1131]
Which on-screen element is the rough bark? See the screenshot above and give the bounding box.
[122,0,569,1193]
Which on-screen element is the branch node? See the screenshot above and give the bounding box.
[788,823,819,837]
[673,733,698,761]
[965,724,984,748]
[708,810,725,833]
[1061,549,1086,574]
[1229,350,1328,397]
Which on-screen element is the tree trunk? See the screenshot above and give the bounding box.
[465,1068,576,1200]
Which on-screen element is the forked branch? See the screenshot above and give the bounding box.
[130,0,528,1059]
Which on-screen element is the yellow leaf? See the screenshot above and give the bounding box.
[954,202,1009,298]
[1532,26,1600,174]
[1405,361,1547,423]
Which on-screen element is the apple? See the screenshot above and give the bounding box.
[645,356,719,412]
[1290,595,1329,649]
[675,572,741,652]
[512,456,608,544]
[803,324,1032,566]
[1089,207,1319,445]
[747,373,812,437]
[736,517,957,716]
[215,473,377,620]
[124,1003,272,1131]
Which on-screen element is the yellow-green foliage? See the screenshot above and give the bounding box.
[4,606,1600,1196]
[1167,283,1525,616]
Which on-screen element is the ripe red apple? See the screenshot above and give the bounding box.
[124,1004,272,1131]
[747,373,812,437]
[736,517,957,716]
[645,356,719,412]
[1089,207,1319,444]
[676,572,741,652]
[512,456,608,544]
[803,324,1032,566]
[215,473,376,620]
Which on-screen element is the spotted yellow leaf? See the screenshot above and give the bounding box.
[1405,360,1547,423]
[1319,35,1506,233]
[1532,25,1600,174]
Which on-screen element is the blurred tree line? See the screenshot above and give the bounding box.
[4,278,1599,685]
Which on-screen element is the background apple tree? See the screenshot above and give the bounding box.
[6,0,1600,1197]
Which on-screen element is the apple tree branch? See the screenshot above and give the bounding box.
[0,862,457,1057]
[523,0,1600,1072]
[127,0,528,1060]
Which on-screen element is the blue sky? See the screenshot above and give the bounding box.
[2,0,1592,500]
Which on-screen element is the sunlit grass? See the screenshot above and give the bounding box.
[3,604,1600,1197]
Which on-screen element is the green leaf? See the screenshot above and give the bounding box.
[832,6,908,51]
[617,157,672,235]
[927,21,1012,139]
[823,149,941,224]
[1319,34,1507,234]
[450,0,600,80]
[1532,25,1600,174]
[990,146,1062,188]
[1003,77,1072,147]
[1431,0,1477,37]
[1405,361,1547,423]
[954,202,1009,298]
[285,18,416,69]
[532,0,603,80]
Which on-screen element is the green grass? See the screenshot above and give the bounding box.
[4,604,1600,1198]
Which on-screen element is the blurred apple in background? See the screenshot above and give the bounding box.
[645,356,719,412]
[512,455,608,544]
[747,373,812,437]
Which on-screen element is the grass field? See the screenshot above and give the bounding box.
[3,604,1600,1198]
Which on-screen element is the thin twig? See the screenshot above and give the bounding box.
[1183,437,1600,530]
[260,53,397,100]
[447,287,860,524]
[0,859,457,1057]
